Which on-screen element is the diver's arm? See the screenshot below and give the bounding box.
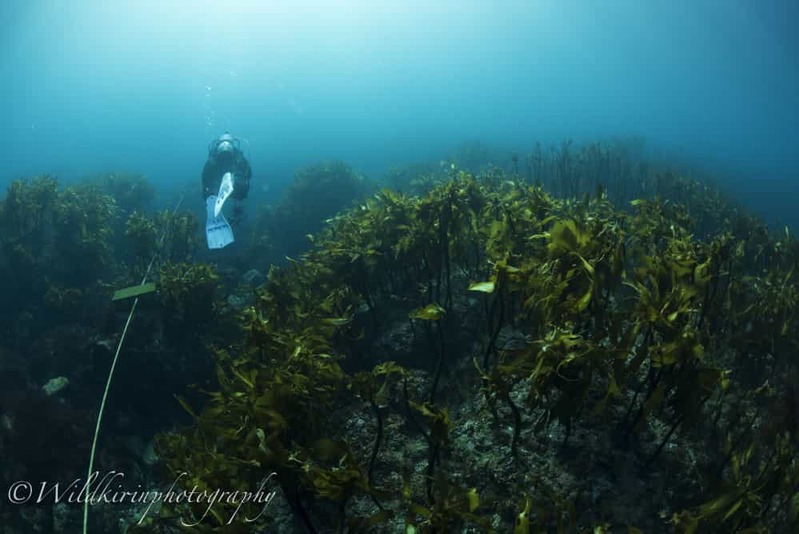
[233,156,252,199]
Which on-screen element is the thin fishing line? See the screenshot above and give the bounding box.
[82,192,185,533]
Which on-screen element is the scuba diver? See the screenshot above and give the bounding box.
[202,133,252,249]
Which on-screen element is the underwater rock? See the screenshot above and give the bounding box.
[18,507,48,533]
[95,338,114,351]
[496,326,534,351]
[142,439,158,466]
[42,376,69,396]
[242,268,265,287]
[227,292,254,311]
[52,502,71,533]
[372,318,417,361]
[221,268,264,312]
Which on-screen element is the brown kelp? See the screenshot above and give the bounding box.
[154,165,799,532]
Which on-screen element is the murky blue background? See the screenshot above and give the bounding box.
[1,1,796,223]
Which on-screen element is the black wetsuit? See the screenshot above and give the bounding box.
[201,149,252,200]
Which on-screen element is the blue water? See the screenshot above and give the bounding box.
[1,0,797,223]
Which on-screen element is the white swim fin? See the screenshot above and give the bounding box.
[206,195,235,249]
[214,172,234,218]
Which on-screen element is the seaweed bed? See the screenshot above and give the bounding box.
[1,140,797,533]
